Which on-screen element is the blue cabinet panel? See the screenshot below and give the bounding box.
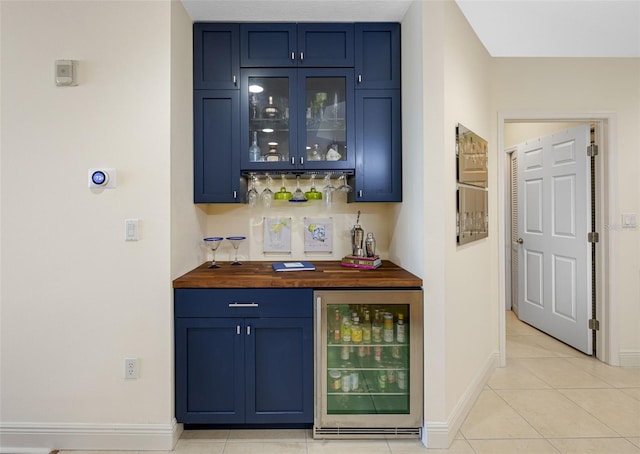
[194,23,239,89]
[353,90,402,202]
[176,318,245,423]
[240,23,297,67]
[297,23,354,67]
[355,23,401,89]
[246,318,313,423]
[194,90,241,203]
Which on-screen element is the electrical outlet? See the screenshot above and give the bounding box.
[125,358,138,379]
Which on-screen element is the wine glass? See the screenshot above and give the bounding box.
[247,173,259,207]
[336,172,352,193]
[203,237,223,268]
[322,173,336,207]
[261,173,274,208]
[226,236,246,265]
[290,175,307,202]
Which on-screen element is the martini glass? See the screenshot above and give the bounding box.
[305,173,322,200]
[203,237,223,268]
[290,175,307,202]
[226,236,246,265]
[273,173,292,201]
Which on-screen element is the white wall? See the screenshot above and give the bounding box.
[1,1,178,450]
[493,58,640,365]
[416,1,499,448]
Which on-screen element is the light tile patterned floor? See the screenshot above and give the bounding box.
[59,311,640,453]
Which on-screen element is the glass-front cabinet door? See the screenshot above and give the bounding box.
[240,68,354,172]
[240,68,297,170]
[297,69,354,170]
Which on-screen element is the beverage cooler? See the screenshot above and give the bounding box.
[313,290,423,438]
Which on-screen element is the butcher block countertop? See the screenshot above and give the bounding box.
[173,261,422,289]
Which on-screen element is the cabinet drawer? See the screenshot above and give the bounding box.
[175,288,313,318]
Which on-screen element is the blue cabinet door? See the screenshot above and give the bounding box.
[194,23,240,90]
[245,318,314,424]
[175,318,245,424]
[355,23,401,89]
[240,23,297,67]
[297,23,354,67]
[194,90,242,203]
[352,89,402,202]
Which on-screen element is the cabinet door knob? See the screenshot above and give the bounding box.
[236,325,241,335]
[358,74,362,83]
[300,52,304,61]
[291,52,295,61]
[233,190,237,199]
[291,157,295,165]
[359,190,363,198]
[246,325,252,336]
[300,157,304,165]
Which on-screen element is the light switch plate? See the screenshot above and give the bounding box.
[621,212,638,228]
[125,219,139,241]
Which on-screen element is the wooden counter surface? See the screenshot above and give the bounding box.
[173,260,422,289]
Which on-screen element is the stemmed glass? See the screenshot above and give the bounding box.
[336,172,352,193]
[290,175,307,202]
[274,173,292,200]
[261,173,274,208]
[226,236,246,265]
[305,174,322,200]
[247,173,259,207]
[203,237,223,268]
[322,173,336,207]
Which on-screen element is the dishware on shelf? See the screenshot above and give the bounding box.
[261,173,274,208]
[203,237,224,268]
[247,174,259,207]
[226,236,246,265]
[305,174,322,200]
[290,175,307,202]
[273,174,292,200]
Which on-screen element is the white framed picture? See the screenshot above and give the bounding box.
[304,217,333,253]
[263,217,292,253]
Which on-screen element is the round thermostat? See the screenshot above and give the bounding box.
[91,170,107,185]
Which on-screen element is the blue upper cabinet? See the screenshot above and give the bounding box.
[241,23,354,67]
[355,23,401,89]
[194,23,240,90]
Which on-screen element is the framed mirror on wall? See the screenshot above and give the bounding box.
[456,124,488,245]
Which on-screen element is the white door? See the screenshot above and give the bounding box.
[517,124,592,354]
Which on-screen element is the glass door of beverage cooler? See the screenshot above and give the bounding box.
[314,290,423,436]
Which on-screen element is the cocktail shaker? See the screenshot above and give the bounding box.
[351,210,365,257]
[365,232,376,257]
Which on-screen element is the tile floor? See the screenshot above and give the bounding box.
[60,311,640,453]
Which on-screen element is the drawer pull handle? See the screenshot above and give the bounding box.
[228,302,259,308]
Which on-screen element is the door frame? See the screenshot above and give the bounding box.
[498,111,619,367]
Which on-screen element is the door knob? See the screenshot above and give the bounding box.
[517,238,524,244]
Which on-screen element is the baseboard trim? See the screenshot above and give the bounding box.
[424,351,499,449]
[619,350,640,367]
[0,419,183,453]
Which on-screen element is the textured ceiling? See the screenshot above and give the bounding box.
[181,0,640,57]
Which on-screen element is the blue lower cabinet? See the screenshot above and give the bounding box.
[175,289,313,425]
